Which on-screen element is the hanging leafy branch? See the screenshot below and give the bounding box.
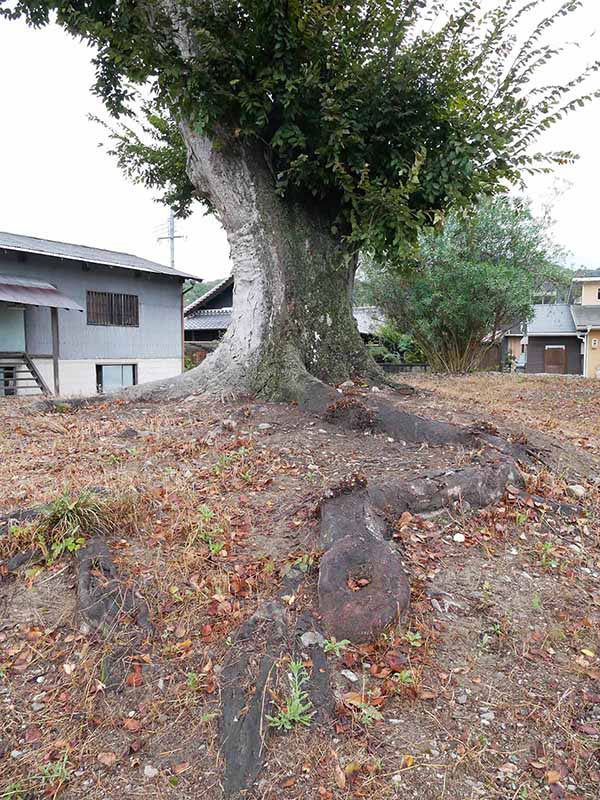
[2,0,598,261]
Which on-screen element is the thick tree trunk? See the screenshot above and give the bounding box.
[175,127,380,401]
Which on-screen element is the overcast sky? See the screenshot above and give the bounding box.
[0,3,599,280]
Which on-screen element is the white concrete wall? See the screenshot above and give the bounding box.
[57,358,182,396]
[2,357,182,397]
[31,357,55,395]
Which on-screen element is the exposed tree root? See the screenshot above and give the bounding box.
[77,537,152,691]
[15,368,550,797]
[316,460,524,644]
[219,571,334,798]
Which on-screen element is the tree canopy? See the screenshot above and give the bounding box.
[4,0,598,261]
[364,196,570,372]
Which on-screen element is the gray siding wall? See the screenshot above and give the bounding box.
[1,251,183,360]
[526,336,582,375]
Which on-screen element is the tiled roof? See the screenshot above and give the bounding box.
[185,308,233,331]
[571,305,600,328]
[527,304,577,335]
[184,305,384,335]
[573,269,600,280]
[0,231,198,280]
[184,275,233,315]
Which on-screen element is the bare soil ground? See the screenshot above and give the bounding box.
[1,376,599,800]
[401,373,600,454]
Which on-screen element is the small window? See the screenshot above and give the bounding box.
[96,364,137,393]
[597,287,600,301]
[87,291,139,327]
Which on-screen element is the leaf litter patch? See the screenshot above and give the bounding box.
[0,383,598,799]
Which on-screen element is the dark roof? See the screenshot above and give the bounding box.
[0,274,83,311]
[185,275,233,316]
[184,305,384,335]
[573,269,600,280]
[571,305,600,328]
[186,308,233,331]
[0,231,198,281]
[527,304,577,335]
[505,321,527,336]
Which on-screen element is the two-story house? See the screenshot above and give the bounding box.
[571,271,600,379]
[510,271,600,378]
[0,231,197,397]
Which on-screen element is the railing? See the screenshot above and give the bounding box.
[381,362,429,373]
[0,352,51,396]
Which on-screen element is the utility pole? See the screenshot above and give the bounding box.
[156,211,183,270]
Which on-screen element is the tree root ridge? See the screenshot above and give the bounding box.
[322,390,530,461]
[76,537,153,691]
[317,459,525,644]
[219,574,334,798]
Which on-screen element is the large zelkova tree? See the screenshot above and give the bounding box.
[364,196,571,372]
[3,0,598,401]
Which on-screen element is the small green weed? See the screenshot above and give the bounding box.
[4,491,110,566]
[393,669,415,688]
[40,753,70,788]
[193,504,226,557]
[211,447,251,478]
[540,540,558,569]
[323,637,350,657]
[2,783,26,799]
[51,402,71,414]
[102,453,121,466]
[357,700,384,726]
[404,631,422,648]
[186,672,199,690]
[267,660,315,731]
[283,554,314,576]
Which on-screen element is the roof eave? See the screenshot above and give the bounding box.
[0,242,198,281]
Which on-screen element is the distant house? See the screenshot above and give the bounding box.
[525,304,583,375]
[500,270,600,377]
[184,276,234,343]
[184,275,385,345]
[0,231,197,397]
[571,271,600,379]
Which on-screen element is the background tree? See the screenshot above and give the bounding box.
[365,197,570,372]
[3,0,598,400]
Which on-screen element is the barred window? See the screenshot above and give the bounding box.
[87,291,139,327]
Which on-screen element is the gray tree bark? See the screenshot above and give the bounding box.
[173,128,380,401]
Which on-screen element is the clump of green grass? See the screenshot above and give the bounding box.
[3,490,118,565]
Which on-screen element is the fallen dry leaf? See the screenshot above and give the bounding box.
[97,751,117,767]
[24,725,42,743]
[123,718,142,732]
[334,763,346,789]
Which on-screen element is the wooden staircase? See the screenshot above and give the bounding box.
[0,353,51,396]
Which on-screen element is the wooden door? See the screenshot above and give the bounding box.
[544,345,566,374]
